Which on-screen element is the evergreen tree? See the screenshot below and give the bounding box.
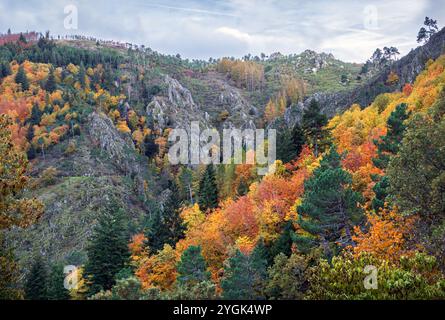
[15,65,29,91]
[276,124,305,163]
[176,246,211,287]
[84,203,130,295]
[0,61,11,79]
[144,204,168,253]
[269,221,295,261]
[46,263,70,300]
[144,183,185,253]
[144,134,158,159]
[44,68,57,93]
[302,99,329,157]
[371,103,410,211]
[162,181,186,245]
[24,255,48,300]
[296,146,363,258]
[78,62,86,88]
[198,165,218,211]
[221,249,266,300]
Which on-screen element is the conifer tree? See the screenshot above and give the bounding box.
[0,61,11,79]
[221,249,267,300]
[28,103,42,126]
[15,65,29,91]
[144,134,158,159]
[276,124,305,163]
[84,203,130,295]
[44,68,57,93]
[302,99,329,157]
[144,183,185,253]
[24,255,48,300]
[198,165,218,211]
[269,221,295,261]
[296,146,363,258]
[47,263,70,300]
[176,246,210,287]
[372,103,410,211]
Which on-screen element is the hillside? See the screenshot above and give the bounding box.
[1,25,445,301]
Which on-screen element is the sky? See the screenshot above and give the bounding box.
[0,0,443,63]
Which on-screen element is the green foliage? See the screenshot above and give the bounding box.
[89,276,145,300]
[269,221,295,262]
[15,65,29,91]
[166,280,217,300]
[221,249,267,300]
[265,253,311,300]
[296,146,364,257]
[143,134,158,159]
[388,97,445,220]
[24,254,48,300]
[44,68,57,93]
[47,263,70,300]
[372,103,410,212]
[198,165,218,211]
[306,252,445,300]
[276,124,305,163]
[144,183,185,253]
[84,203,130,295]
[302,99,329,156]
[373,103,410,170]
[0,61,11,79]
[177,246,211,287]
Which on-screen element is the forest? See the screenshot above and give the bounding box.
[0,16,444,301]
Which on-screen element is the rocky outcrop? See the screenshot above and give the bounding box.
[146,73,257,132]
[87,111,150,198]
[147,75,209,131]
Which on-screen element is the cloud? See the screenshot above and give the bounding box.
[0,0,443,62]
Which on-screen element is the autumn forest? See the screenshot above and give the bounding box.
[0,11,445,302]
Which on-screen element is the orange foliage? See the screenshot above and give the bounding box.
[351,207,418,263]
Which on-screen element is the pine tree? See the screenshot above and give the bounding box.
[372,103,409,212]
[221,249,266,300]
[29,103,42,126]
[144,134,158,159]
[47,263,70,300]
[44,68,57,93]
[296,146,363,258]
[269,221,295,261]
[176,246,210,287]
[198,165,218,211]
[24,255,48,300]
[162,181,186,245]
[15,65,29,91]
[84,203,130,295]
[276,124,305,163]
[302,99,329,157]
[0,61,11,79]
[144,204,169,253]
[78,62,86,88]
[144,184,185,253]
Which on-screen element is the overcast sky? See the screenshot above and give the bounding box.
[0,0,443,62]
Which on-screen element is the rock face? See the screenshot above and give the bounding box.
[88,112,143,177]
[146,73,257,132]
[147,75,209,131]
